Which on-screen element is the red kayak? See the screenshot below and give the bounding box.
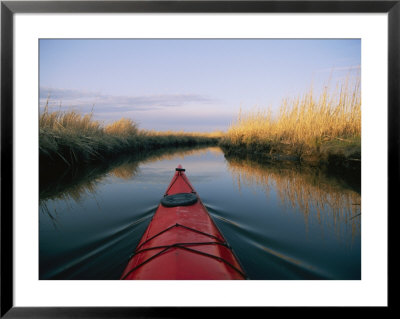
[121,165,246,280]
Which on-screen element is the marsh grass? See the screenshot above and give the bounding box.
[104,118,139,136]
[39,104,220,167]
[221,78,361,164]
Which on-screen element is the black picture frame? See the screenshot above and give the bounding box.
[1,1,396,317]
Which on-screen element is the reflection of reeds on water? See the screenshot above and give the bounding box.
[40,174,104,224]
[226,157,361,239]
[108,147,222,180]
[40,146,220,222]
[108,161,140,180]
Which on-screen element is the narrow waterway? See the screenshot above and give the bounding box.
[39,146,361,280]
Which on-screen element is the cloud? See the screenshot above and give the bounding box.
[39,87,216,113]
[317,65,361,73]
[39,87,230,131]
[109,109,234,132]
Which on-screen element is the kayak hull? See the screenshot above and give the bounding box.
[121,166,246,280]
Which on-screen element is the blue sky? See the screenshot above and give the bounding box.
[40,39,360,132]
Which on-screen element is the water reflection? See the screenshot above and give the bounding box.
[108,147,221,181]
[225,156,361,240]
[40,146,215,209]
[40,146,361,280]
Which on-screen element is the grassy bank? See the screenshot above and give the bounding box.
[40,107,221,168]
[220,78,361,169]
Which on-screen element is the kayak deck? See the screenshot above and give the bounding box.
[121,165,246,280]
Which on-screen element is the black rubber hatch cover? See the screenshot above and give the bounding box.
[161,193,198,207]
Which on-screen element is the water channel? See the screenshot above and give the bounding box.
[39,146,361,280]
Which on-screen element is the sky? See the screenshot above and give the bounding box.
[39,39,360,132]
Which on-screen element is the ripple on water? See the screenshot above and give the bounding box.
[40,146,361,280]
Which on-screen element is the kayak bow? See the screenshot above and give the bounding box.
[121,165,246,280]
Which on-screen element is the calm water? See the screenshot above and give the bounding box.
[39,147,361,280]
